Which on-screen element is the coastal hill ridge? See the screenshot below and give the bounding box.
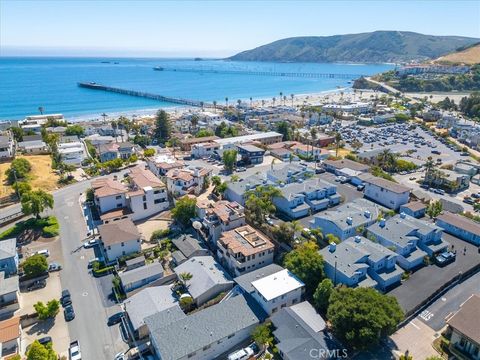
[228,31,480,63]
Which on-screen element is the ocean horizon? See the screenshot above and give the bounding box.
[0,57,394,121]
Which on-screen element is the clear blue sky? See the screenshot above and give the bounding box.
[1,0,479,57]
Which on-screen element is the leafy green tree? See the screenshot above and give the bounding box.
[276,121,292,141]
[179,272,193,287]
[195,129,214,138]
[426,200,443,219]
[244,185,281,226]
[133,134,151,147]
[12,181,31,197]
[143,148,155,157]
[10,127,24,142]
[252,322,274,349]
[283,241,324,296]
[34,299,60,320]
[21,189,54,219]
[334,132,343,157]
[27,340,57,360]
[394,113,410,122]
[327,287,403,350]
[313,278,334,313]
[23,254,48,278]
[171,196,196,227]
[7,158,32,183]
[65,125,85,137]
[325,233,341,244]
[222,149,237,173]
[154,110,172,143]
[179,296,193,311]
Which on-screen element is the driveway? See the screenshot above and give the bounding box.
[388,233,480,314]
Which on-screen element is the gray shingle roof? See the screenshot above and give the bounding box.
[98,218,140,246]
[0,238,16,260]
[0,272,18,295]
[148,295,261,360]
[271,301,339,360]
[173,256,233,300]
[119,262,164,287]
[234,264,284,294]
[171,234,208,259]
[124,286,178,331]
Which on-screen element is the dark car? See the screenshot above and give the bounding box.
[315,168,325,174]
[356,184,365,191]
[61,289,72,307]
[25,336,52,353]
[107,312,124,326]
[435,251,456,267]
[27,280,47,292]
[64,304,75,321]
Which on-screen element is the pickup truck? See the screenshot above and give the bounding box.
[69,340,82,360]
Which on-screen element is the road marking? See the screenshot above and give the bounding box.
[410,321,420,329]
[82,292,88,297]
[64,216,69,220]
[441,297,446,302]
[80,255,85,260]
[420,310,434,321]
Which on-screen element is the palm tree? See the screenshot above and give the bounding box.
[334,132,342,157]
[290,94,294,107]
[249,97,253,108]
[272,97,276,107]
[261,99,266,107]
[190,114,199,133]
[38,106,44,115]
[283,95,287,106]
[111,121,118,143]
[279,92,283,105]
[213,100,217,113]
[101,112,108,124]
[310,127,318,160]
[225,97,229,107]
[179,272,193,288]
[271,158,276,170]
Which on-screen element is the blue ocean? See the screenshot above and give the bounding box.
[0,57,394,121]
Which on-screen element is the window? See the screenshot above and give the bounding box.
[115,195,122,200]
[121,242,125,247]
[154,199,163,204]
[272,307,277,313]
[117,203,122,208]
[460,337,466,347]
[187,352,196,358]
[154,190,161,194]
[143,195,146,201]
[227,334,235,339]
[203,345,211,351]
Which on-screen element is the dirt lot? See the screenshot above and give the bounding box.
[0,155,60,196]
[136,211,172,250]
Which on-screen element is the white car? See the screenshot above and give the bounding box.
[227,347,254,360]
[69,340,82,360]
[83,239,97,249]
[114,352,126,360]
[33,249,50,257]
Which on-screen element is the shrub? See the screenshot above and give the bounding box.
[150,229,171,242]
[34,299,60,320]
[7,158,32,183]
[23,254,48,278]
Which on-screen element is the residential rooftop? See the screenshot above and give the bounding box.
[251,269,304,301]
[364,177,411,194]
[436,212,480,235]
[447,294,480,344]
[219,225,274,257]
[98,218,140,246]
[234,264,284,294]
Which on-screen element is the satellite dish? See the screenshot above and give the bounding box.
[192,221,202,230]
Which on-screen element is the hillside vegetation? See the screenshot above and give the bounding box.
[434,43,480,65]
[229,31,479,63]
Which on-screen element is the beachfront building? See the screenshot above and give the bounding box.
[310,198,386,241]
[165,166,212,197]
[217,225,275,277]
[19,114,65,134]
[367,213,448,270]
[320,236,403,291]
[363,177,411,210]
[58,139,86,166]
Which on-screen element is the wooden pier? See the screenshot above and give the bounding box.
[153,66,364,80]
[77,82,211,108]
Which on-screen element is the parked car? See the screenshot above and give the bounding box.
[83,239,97,249]
[431,150,441,155]
[114,353,126,360]
[435,251,456,266]
[107,312,124,326]
[227,346,254,360]
[471,193,480,199]
[61,289,72,307]
[33,249,50,258]
[409,177,417,181]
[27,280,47,292]
[48,263,62,272]
[463,197,475,205]
[64,304,75,321]
[236,167,247,172]
[88,258,100,269]
[265,216,274,226]
[434,189,445,195]
[69,340,82,360]
[315,168,325,174]
[356,184,365,191]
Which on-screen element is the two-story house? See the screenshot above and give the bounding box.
[202,200,246,247]
[217,225,275,277]
[363,177,411,210]
[0,272,19,319]
[310,198,387,241]
[367,213,449,270]
[436,212,480,246]
[236,144,265,165]
[0,135,14,160]
[250,269,305,315]
[0,238,19,276]
[320,236,403,291]
[273,178,340,219]
[166,167,212,197]
[98,218,141,263]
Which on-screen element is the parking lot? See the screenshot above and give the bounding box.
[388,233,480,314]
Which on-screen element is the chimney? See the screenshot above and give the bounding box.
[354,235,361,243]
[346,216,353,225]
[329,242,337,252]
[379,218,386,228]
[400,212,406,219]
[364,210,371,218]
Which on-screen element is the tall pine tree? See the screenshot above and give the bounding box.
[154,110,172,144]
